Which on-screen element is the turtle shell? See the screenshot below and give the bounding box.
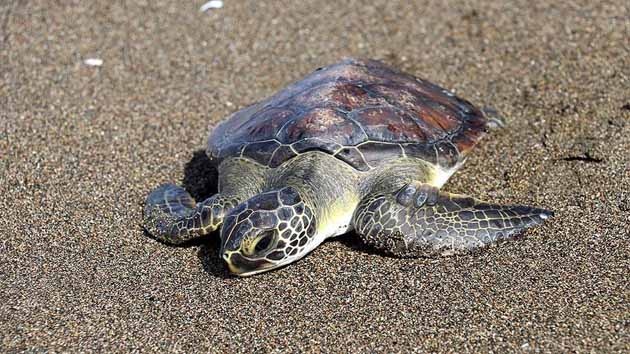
[207,58,488,171]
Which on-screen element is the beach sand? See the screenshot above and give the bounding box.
[1,0,628,352]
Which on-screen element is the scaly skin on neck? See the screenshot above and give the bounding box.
[216,156,267,201]
[264,152,362,239]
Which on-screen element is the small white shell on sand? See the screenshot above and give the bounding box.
[84,58,103,67]
[200,0,223,12]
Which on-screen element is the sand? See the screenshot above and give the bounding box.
[1,0,628,352]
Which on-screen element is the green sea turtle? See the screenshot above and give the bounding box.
[144,58,552,276]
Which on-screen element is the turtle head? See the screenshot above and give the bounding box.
[220,187,318,276]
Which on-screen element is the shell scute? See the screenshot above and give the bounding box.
[269,146,297,168]
[357,142,406,168]
[278,107,365,146]
[335,147,370,171]
[403,143,438,165]
[241,140,280,167]
[291,138,342,155]
[351,106,427,143]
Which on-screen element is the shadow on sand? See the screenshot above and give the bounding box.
[196,236,232,279]
[182,149,219,201]
[336,232,397,257]
[179,149,233,278]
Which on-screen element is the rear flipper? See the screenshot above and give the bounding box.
[352,182,553,257]
[144,184,238,245]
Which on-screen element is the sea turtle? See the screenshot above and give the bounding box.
[144,58,553,276]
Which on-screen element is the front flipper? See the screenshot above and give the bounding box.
[352,183,553,257]
[144,183,238,245]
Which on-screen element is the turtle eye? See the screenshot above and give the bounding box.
[254,231,275,254]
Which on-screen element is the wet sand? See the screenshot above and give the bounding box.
[1,0,628,352]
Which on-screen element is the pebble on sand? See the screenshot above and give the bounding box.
[84,58,103,67]
[200,0,223,12]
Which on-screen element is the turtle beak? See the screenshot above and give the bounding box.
[222,252,275,276]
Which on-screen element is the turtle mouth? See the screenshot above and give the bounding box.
[223,252,275,276]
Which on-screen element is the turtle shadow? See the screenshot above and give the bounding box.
[182,149,218,202]
[196,236,233,279]
[335,232,400,258]
[142,228,230,278]
[182,150,232,278]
